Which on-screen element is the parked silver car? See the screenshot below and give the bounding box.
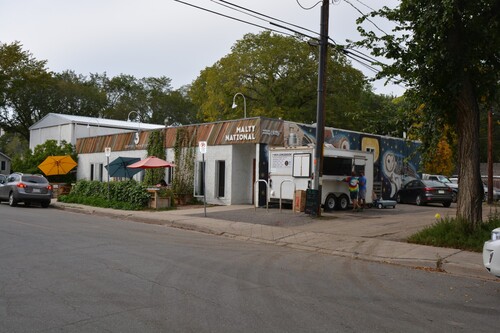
[0,173,53,207]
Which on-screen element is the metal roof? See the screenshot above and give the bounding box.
[29,113,165,131]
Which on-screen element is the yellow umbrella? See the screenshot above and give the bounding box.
[38,155,77,176]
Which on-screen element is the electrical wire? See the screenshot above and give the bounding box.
[352,0,375,12]
[295,0,323,10]
[213,0,319,37]
[172,0,294,37]
[173,0,405,90]
[343,0,389,36]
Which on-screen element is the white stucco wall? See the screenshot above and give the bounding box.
[76,143,258,206]
[76,150,148,182]
[190,144,255,205]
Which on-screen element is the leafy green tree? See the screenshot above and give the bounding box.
[0,41,54,140]
[150,87,198,126]
[0,132,28,160]
[12,139,76,183]
[189,31,371,128]
[355,91,401,136]
[49,71,107,117]
[356,0,500,227]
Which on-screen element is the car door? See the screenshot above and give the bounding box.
[404,180,421,203]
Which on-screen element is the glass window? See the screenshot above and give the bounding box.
[323,157,352,176]
[216,160,225,198]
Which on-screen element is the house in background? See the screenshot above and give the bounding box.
[28,113,165,150]
[0,151,11,175]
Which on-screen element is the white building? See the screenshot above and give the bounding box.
[75,117,282,206]
[28,113,165,150]
[74,116,422,205]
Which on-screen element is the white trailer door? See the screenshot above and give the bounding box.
[293,153,311,177]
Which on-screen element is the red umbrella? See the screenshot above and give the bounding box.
[127,156,176,169]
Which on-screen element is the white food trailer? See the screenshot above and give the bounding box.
[268,146,374,211]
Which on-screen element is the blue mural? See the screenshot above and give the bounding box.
[284,122,421,200]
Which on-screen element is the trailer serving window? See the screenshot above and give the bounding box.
[323,157,352,176]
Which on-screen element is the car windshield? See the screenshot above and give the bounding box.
[22,176,48,184]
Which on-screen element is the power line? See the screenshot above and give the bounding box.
[172,0,293,37]
[173,0,404,90]
[343,0,389,36]
[213,0,320,37]
[295,0,322,10]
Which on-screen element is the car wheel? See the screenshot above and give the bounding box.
[337,194,350,211]
[451,191,457,203]
[396,193,403,203]
[377,203,383,209]
[416,195,424,206]
[324,194,336,212]
[9,192,18,207]
[41,200,50,208]
[443,201,451,207]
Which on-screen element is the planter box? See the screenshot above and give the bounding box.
[150,196,171,209]
[148,188,171,209]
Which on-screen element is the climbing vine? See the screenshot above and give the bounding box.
[172,127,196,195]
[143,130,166,186]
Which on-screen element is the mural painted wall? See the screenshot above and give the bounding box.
[284,122,421,200]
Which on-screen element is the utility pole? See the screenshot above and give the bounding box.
[487,107,493,204]
[312,0,330,216]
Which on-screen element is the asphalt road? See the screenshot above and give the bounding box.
[1,203,499,332]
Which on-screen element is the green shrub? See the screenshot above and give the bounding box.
[408,212,500,252]
[60,180,150,210]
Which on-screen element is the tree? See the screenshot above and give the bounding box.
[12,139,76,183]
[423,134,455,176]
[49,71,107,118]
[189,31,372,128]
[0,42,54,140]
[356,0,500,227]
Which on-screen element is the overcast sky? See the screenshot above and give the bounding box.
[0,0,404,96]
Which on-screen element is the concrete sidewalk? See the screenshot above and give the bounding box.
[52,201,500,281]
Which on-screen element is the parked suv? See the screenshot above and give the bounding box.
[0,173,53,208]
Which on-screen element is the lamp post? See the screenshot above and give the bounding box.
[127,111,141,125]
[232,93,246,118]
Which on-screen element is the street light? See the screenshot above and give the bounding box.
[232,93,246,118]
[127,111,141,125]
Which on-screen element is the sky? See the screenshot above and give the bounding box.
[0,0,404,96]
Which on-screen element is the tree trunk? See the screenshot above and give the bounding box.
[456,79,483,228]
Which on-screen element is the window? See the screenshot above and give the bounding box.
[216,160,225,198]
[166,167,173,185]
[90,163,104,181]
[1,161,5,172]
[323,157,352,176]
[194,161,205,197]
[292,153,311,177]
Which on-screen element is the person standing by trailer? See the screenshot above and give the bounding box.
[344,171,360,211]
[358,171,367,210]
